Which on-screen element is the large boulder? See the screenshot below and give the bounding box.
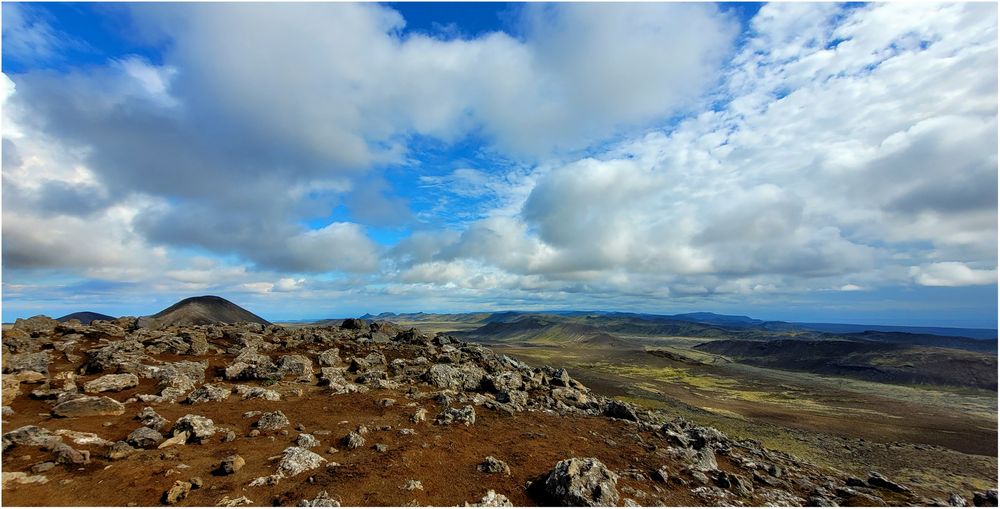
[12,315,59,334]
[83,373,139,393]
[543,457,620,507]
[277,355,313,381]
[52,396,125,418]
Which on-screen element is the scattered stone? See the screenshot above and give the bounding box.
[317,348,341,367]
[52,396,125,418]
[163,480,192,504]
[217,455,246,475]
[1,471,50,488]
[411,408,428,423]
[83,373,139,394]
[543,457,620,507]
[342,432,365,450]
[373,443,388,452]
[189,477,204,489]
[478,456,511,476]
[255,410,290,431]
[296,433,320,449]
[377,398,396,407]
[402,479,424,491]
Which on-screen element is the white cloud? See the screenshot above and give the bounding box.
[910,262,997,287]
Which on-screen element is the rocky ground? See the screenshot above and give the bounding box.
[2,315,997,507]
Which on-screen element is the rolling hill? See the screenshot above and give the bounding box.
[138,295,270,329]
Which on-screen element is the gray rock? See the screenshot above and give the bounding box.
[278,355,314,381]
[973,490,998,507]
[52,396,125,417]
[691,447,718,472]
[255,411,290,431]
[947,494,967,507]
[224,348,278,380]
[3,425,61,449]
[136,407,169,431]
[3,351,52,376]
[127,427,164,449]
[106,441,136,460]
[184,384,231,404]
[543,457,620,507]
[478,456,511,476]
[317,348,341,367]
[342,431,365,449]
[233,384,280,401]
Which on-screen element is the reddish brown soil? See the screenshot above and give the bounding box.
[4,384,709,507]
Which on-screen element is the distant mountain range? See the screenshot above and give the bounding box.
[360,310,997,341]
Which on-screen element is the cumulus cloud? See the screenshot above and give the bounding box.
[910,262,997,287]
[2,2,996,320]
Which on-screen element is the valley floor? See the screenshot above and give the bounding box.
[461,337,998,498]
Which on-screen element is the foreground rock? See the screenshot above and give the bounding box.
[543,457,620,507]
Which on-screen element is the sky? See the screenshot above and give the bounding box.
[1,2,997,328]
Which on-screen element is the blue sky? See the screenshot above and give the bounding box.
[2,2,997,328]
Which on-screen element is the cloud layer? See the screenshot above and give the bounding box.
[2,3,996,324]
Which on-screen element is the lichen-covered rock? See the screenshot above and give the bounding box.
[3,351,52,377]
[172,414,216,441]
[11,315,59,334]
[296,433,320,449]
[184,384,231,404]
[543,457,620,507]
[425,363,486,391]
[52,396,125,418]
[83,373,139,393]
[277,446,326,477]
[348,352,387,373]
[81,340,148,374]
[3,426,61,451]
[255,410,290,431]
[106,441,136,460]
